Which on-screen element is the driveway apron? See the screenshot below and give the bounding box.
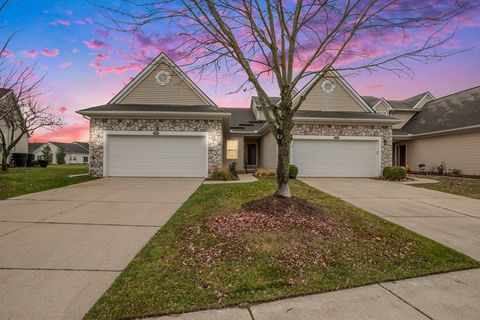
[300,178,480,260]
[0,177,202,320]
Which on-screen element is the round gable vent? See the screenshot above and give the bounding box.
[155,70,171,86]
[321,80,335,95]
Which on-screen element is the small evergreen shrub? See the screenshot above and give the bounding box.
[12,153,29,167]
[288,164,299,179]
[383,166,406,181]
[38,160,48,168]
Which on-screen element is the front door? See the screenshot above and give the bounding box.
[247,143,257,166]
[396,144,407,167]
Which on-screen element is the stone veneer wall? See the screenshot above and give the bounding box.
[293,124,392,170]
[89,118,223,177]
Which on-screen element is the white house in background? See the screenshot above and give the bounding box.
[0,88,29,163]
[29,141,89,164]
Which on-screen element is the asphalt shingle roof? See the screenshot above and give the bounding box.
[221,108,266,132]
[51,142,89,154]
[28,143,45,153]
[401,86,480,134]
[78,104,226,114]
[362,92,429,111]
[252,96,281,106]
[0,88,11,99]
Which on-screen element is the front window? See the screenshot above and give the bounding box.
[226,140,238,160]
[83,156,88,163]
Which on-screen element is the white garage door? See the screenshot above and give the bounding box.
[292,138,380,177]
[106,134,207,177]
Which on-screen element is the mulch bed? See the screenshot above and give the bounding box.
[181,196,357,270]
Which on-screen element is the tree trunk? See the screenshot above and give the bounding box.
[275,127,293,198]
[1,150,8,172]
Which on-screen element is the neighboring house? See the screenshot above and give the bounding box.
[30,142,89,164]
[0,88,29,164]
[77,52,399,178]
[364,86,480,175]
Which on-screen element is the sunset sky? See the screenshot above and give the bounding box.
[1,0,479,143]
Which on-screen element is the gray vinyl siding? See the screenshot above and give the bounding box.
[405,131,480,175]
[119,64,208,105]
[259,131,277,169]
[299,78,365,112]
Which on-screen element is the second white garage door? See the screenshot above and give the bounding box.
[106,134,207,177]
[292,137,380,177]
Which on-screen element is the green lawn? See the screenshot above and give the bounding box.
[413,176,480,199]
[0,164,94,200]
[85,178,478,320]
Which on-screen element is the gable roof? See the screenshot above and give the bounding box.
[401,86,480,135]
[292,69,375,113]
[363,92,434,111]
[50,142,89,154]
[109,52,217,106]
[29,142,45,153]
[252,96,281,106]
[74,142,89,151]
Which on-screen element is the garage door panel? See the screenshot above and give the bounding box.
[107,135,206,177]
[292,138,379,177]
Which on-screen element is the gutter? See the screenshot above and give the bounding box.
[293,117,402,125]
[76,110,230,119]
[393,124,480,139]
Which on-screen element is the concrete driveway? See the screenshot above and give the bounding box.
[301,178,480,260]
[0,177,202,320]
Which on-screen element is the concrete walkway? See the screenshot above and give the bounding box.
[0,178,202,320]
[147,269,480,320]
[301,178,480,260]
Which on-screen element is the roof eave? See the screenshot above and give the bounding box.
[76,110,229,119]
[293,117,401,125]
[394,124,480,139]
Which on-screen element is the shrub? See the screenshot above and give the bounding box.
[210,166,235,181]
[26,154,35,167]
[38,160,48,168]
[56,147,66,165]
[449,168,462,176]
[383,166,406,181]
[288,164,299,179]
[418,163,426,173]
[31,160,38,167]
[12,153,29,167]
[436,162,446,175]
[254,168,276,177]
[228,162,238,179]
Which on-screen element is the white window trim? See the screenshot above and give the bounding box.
[102,130,209,178]
[291,135,382,176]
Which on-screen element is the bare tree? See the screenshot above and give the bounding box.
[0,0,63,171]
[96,0,472,197]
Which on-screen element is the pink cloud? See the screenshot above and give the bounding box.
[57,19,71,26]
[83,39,109,50]
[89,61,101,69]
[75,18,94,25]
[50,19,70,26]
[1,49,13,57]
[60,61,72,69]
[96,64,143,76]
[41,48,60,57]
[58,106,68,113]
[29,122,90,143]
[24,49,38,58]
[95,53,108,61]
